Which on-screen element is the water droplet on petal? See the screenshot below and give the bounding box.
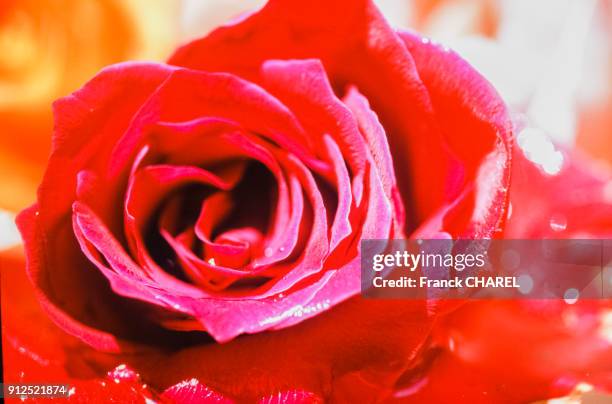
[564,288,579,304]
[507,202,513,219]
[279,246,285,252]
[549,214,567,232]
[207,257,216,266]
[264,247,273,257]
[107,363,139,383]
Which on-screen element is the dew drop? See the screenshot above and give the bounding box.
[108,363,138,382]
[507,202,513,219]
[564,288,579,304]
[207,257,216,266]
[264,247,274,257]
[549,214,567,232]
[279,246,285,252]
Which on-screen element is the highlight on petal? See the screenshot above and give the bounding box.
[162,379,234,403]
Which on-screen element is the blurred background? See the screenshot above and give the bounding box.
[0,0,610,244]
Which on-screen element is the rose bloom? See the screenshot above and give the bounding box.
[3,0,612,402]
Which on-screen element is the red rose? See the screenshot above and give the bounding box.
[11,0,608,402]
[16,0,511,349]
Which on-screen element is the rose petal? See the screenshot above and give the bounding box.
[162,379,234,403]
[399,31,512,238]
